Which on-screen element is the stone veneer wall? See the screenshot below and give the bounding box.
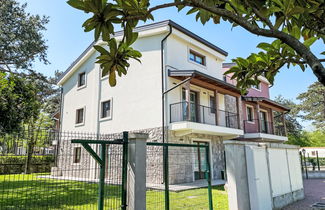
[52,127,226,184]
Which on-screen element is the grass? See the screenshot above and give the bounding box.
[0,173,228,210]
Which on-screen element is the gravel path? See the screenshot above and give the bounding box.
[283,179,325,210]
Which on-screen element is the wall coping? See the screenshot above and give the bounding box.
[223,140,300,149]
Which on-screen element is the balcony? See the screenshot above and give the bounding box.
[243,119,287,141]
[169,102,243,138]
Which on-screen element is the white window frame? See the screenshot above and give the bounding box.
[246,105,255,124]
[75,107,85,126]
[77,72,87,90]
[188,48,207,68]
[99,98,113,121]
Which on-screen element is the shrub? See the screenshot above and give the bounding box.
[0,155,55,174]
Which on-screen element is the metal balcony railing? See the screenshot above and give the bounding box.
[243,119,286,136]
[170,102,239,129]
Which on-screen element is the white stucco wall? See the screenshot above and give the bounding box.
[61,33,167,133]
[166,32,225,79]
[60,24,228,134]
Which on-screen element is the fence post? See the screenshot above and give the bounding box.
[303,152,308,179]
[205,144,213,210]
[127,133,148,210]
[316,151,320,171]
[163,145,170,210]
[98,143,106,210]
[121,132,128,210]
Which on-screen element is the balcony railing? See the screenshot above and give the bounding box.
[243,119,286,136]
[170,102,239,129]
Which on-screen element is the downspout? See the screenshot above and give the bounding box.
[161,25,172,143]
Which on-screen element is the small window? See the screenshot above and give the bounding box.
[76,108,84,124]
[78,72,86,87]
[189,50,206,66]
[209,96,216,114]
[311,151,316,156]
[73,147,81,163]
[101,100,111,119]
[252,83,261,91]
[247,106,254,122]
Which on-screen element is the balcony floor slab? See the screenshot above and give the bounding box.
[169,121,244,138]
[242,133,288,142]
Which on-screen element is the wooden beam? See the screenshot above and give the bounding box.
[190,78,241,97]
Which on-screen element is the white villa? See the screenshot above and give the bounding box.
[55,20,290,183]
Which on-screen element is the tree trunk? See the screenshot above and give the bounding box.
[24,140,35,174]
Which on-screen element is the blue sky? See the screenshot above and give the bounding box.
[20,1,324,128]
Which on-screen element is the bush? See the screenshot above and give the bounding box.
[307,157,325,166]
[0,155,55,174]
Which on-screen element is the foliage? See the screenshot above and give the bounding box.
[305,130,325,147]
[0,0,49,77]
[0,73,42,132]
[68,0,325,91]
[0,156,54,174]
[296,82,325,130]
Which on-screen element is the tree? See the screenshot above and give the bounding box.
[0,73,41,132]
[306,130,325,147]
[273,95,311,146]
[297,82,325,129]
[68,0,325,90]
[0,0,49,77]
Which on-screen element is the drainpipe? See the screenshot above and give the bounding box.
[161,25,172,143]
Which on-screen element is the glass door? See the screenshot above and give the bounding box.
[260,111,268,133]
[193,141,208,180]
[182,89,199,122]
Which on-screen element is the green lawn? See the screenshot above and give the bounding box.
[0,173,228,209]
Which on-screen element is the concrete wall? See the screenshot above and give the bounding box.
[224,141,304,210]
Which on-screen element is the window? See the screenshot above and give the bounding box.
[252,83,261,91]
[189,50,206,66]
[209,96,216,114]
[78,72,86,87]
[73,147,81,163]
[246,106,254,122]
[76,108,84,124]
[101,100,112,119]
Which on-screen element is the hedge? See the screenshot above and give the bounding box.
[306,157,325,166]
[0,155,55,174]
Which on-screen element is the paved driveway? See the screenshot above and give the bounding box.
[283,179,325,210]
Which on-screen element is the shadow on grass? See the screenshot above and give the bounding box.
[0,173,122,209]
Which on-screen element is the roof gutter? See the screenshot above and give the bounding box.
[161,25,173,143]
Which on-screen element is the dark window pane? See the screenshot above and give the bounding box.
[73,147,81,163]
[101,100,111,118]
[78,72,86,87]
[247,107,253,121]
[210,96,215,113]
[76,108,84,124]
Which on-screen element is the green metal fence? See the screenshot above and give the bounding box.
[146,142,213,210]
[0,130,218,209]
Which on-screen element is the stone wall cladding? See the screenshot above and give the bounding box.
[53,127,226,185]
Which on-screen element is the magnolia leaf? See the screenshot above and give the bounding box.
[67,0,86,11]
[94,45,109,55]
[303,37,317,48]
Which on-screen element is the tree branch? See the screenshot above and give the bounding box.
[187,0,325,85]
